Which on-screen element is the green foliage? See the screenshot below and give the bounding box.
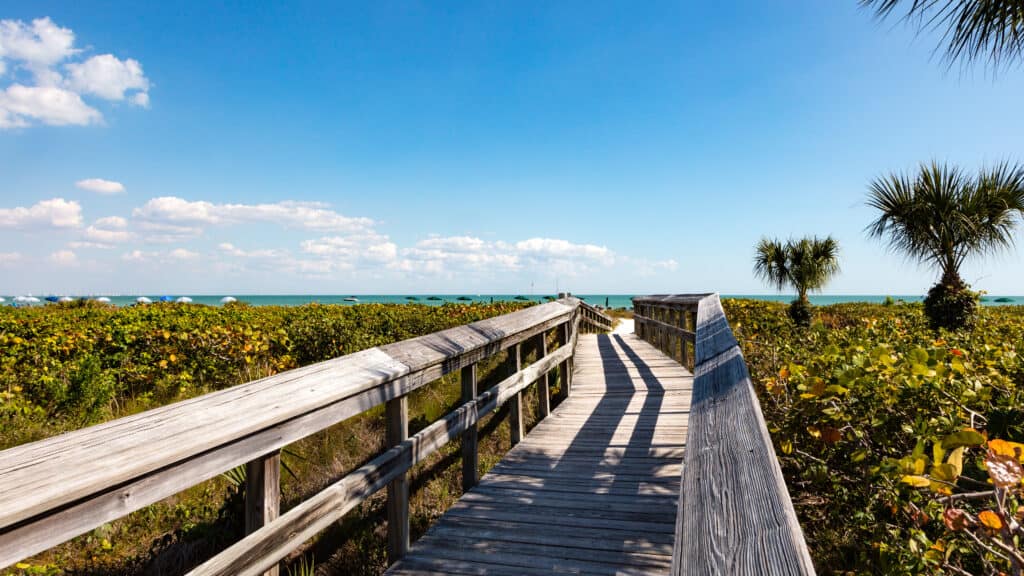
[0,301,530,450]
[753,236,841,303]
[787,298,813,327]
[862,0,1024,69]
[923,282,980,331]
[723,298,1024,574]
[866,161,1024,329]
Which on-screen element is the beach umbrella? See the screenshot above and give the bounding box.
[96,297,111,303]
[159,296,174,302]
[44,296,59,303]
[220,296,237,304]
[0,297,5,303]
[27,296,40,304]
[58,296,74,303]
[136,296,152,304]
[176,296,193,303]
[13,296,30,304]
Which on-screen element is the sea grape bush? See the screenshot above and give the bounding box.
[0,300,529,449]
[722,299,1024,574]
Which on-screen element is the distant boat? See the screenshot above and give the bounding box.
[136,297,153,304]
[220,296,237,304]
[406,296,419,301]
[176,296,193,303]
[995,297,1014,303]
[427,296,442,301]
[344,297,359,302]
[514,295,529,301]
[457,296,472,301]
[95,297,112,303]
[45,296,59,303]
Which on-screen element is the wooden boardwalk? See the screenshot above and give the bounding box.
[387,332,693,575]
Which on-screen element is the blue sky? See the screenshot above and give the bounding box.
[1,1,1023,296]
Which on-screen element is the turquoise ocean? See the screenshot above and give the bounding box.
[6,294,1021,308]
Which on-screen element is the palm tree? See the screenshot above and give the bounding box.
[866,161,1024,329]
[862,0,1024,69]
[754,236,841,325]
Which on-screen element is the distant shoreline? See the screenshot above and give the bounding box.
[4,294,1021,308]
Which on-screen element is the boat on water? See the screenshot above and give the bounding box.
[344,297,359,302]
[995,297,1014,303]
[427,296,442,301]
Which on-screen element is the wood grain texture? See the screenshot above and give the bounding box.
[662,294,815,576]
[245,451,280,576]
[386,333,693,576]
[387,396,410,563]
[0,299,581,569]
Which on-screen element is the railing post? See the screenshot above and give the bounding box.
[557,320,571,400]
[536,332,550,418]
[386,395,409,563]
[245,451,281,576]
[508,344,524,446]
[461,363,478,492]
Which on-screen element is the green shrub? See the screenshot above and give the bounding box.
[923,282,979,331]
[787,298,813,326]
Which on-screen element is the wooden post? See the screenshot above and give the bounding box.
[508,344,523,446]
[536,332,550,418]
[386,396,409,563]
[245,451,280,576]
[460,363,478,492]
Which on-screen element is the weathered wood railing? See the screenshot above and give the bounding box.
[0,298,613,574]
[634,294,816,576]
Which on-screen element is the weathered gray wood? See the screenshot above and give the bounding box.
[245,451,280,576]
[461,363,479,492]
[0,299,584,568]
[508,344,523,446]
[387,333,693,576]
[634,294,815,576]
[535,332,550,418]
[188,343,574,576]
[387,395,410,563]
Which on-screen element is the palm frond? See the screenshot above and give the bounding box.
[753,238,790,292]
[861,0,1024,69]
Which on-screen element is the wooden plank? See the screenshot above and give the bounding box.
[386,396,410,563]
[535,332,550,418]
[460,363,478,492]
[188,343,575,576]
[387,333,693,576]
[245,451,280,576]
[672,294,815,576]
[508,344,523,447]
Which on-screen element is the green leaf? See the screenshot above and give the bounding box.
[940,429,986,450]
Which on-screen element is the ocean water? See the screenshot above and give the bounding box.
[4,293,1021,308]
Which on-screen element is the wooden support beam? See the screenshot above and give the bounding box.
[245,451,280,576]
[507,344,523,446]
[460,363,478,492]
[536,332,550,418]
[386,396,409,563]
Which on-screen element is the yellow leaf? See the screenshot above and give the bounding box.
[162,330,170,339]
[989,439,1024,463]
[947,447,965,477]
[978,510,1004,531]
[986,450,1024,488]
[807,425,821,439]
[778,366,790,379]
[780,440,793,455]
[169,354,177,363]
[901,475,930,487]
[159,359,168,369]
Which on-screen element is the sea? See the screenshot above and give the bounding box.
[5,294,1021,308]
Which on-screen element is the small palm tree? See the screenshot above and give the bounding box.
[866,161,1024,330]
[754,236,841,326]
[862,0,1024,69]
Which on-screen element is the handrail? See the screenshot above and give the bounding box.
[633,293,815,575]
[578,299,615,333]
[0,297,613,572]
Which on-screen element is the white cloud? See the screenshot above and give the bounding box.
[82,215,132,245]
[0,198,82,229]
[65,54,149,104]
[0,251,21,265]
[0,17,77,80]
[0,84,100,126]
[76,178,125,194]
[0,17,150,129]
[48,249,77,266]
[134,197,375,233]
[168,248,199,260]
[218,242,288,259]
[394,235,613,276]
